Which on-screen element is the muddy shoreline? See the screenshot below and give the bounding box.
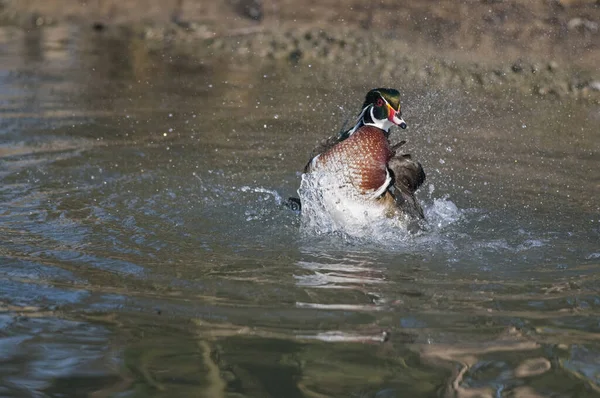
[1,0,599,103]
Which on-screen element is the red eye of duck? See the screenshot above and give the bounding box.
[376,98,384,107]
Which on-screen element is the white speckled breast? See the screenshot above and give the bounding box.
[309,126,393,196]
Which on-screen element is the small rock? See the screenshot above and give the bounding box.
[229,0,263,22]
[567,17,599,32]
[548,61,559,71]
[288,49,302,64]
[580,87,591,96]
[511,62,523,73]
[588,81,600,91]
[92,22,106,32]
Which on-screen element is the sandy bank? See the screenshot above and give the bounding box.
[2,0,599,102]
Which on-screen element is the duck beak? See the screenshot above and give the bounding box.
[387,105,407,129]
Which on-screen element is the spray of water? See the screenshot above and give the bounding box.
[297,170,462,246]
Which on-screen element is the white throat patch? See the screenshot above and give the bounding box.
[365,107,394,132]
[347,105,394,136]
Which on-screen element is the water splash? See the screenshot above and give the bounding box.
[297,171,462,245]
[239,186,284,206]
[423,195,461,229]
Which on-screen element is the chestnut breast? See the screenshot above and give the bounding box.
[312,126,393,194]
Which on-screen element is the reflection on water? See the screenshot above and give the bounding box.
[295,249,390,343]
[0,309,119,397]
[0,24,599,397]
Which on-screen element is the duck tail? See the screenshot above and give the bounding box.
[285,197,302,212]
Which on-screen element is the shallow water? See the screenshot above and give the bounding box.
[1,25,599,397]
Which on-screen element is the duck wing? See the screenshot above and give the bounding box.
[387,154,426,220]
[304,134,345,172]
[304,121,356,172]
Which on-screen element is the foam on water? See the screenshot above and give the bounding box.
[297,171,462,246]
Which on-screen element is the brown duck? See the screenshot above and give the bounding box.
[291,88,425,220]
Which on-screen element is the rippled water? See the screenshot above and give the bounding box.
[1,25,599,397]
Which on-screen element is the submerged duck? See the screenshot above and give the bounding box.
[293,88,426,221]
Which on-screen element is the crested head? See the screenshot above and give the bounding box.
[361,88,401,112]
[347,88,407,136]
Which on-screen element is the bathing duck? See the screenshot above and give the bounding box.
[295,88,426,220]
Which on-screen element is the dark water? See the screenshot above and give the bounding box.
[1,25,599,397]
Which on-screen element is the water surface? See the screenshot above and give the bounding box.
[1,25,599,397]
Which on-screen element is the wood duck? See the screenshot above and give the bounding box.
[291,88,426,220]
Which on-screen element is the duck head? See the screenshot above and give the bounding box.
[347,88,407,136]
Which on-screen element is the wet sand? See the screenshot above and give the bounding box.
[2,0,599,103]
